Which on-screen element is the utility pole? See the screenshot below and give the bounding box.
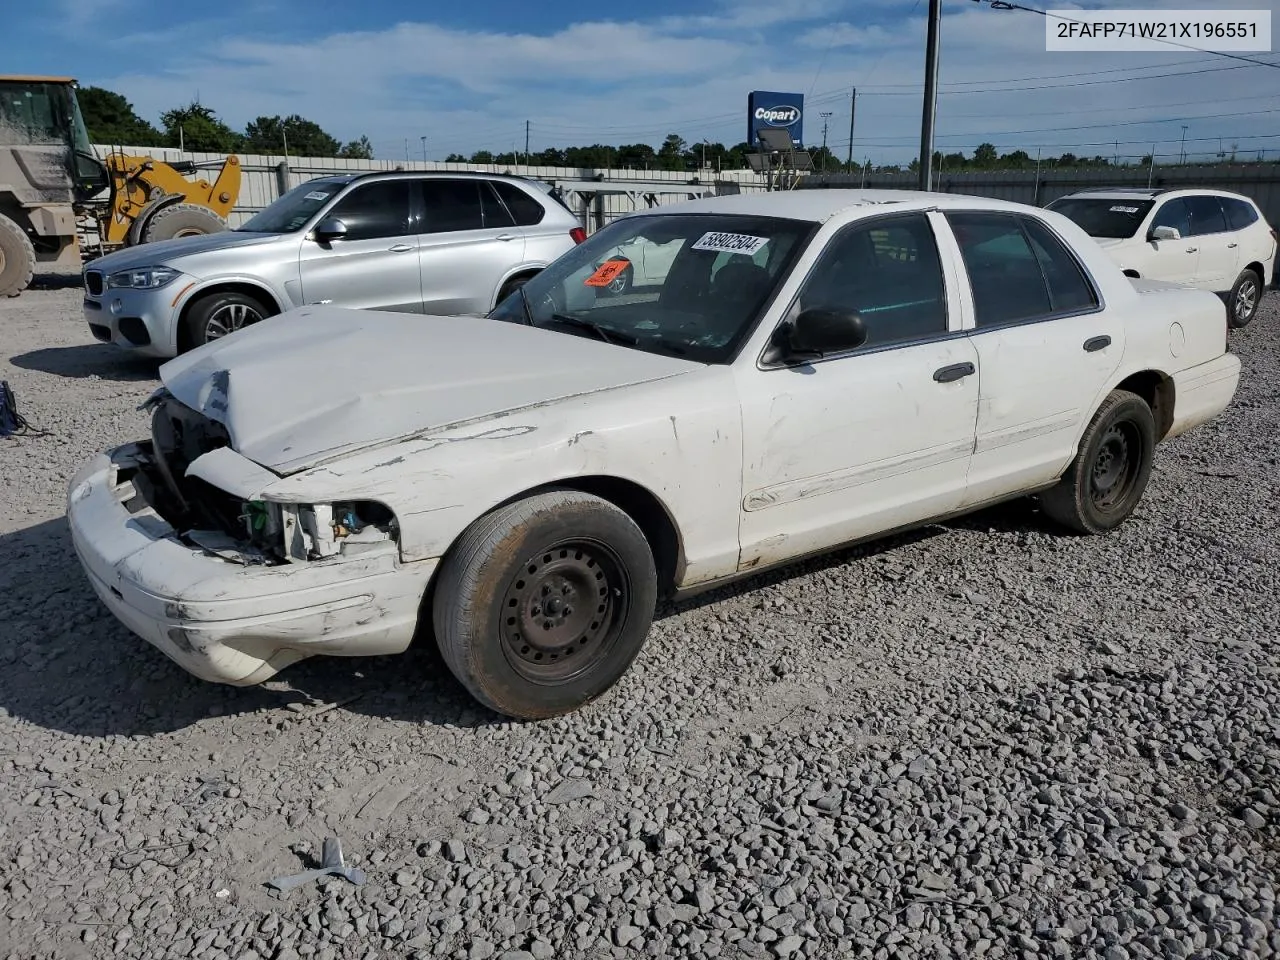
[820,112,833,172]
[846,87,857,168]
[525,120,530,166]
[282,126,289,160]
[1179,125,1188,164]
[918,0,943,191]
[420,135,427,163]
[404,138,409,162]
[1147,143,1156,187]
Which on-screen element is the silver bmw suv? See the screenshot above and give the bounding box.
[82,172,585,357]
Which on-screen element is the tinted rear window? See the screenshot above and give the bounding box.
[493,181,546,226]
[1223,197,1260,230]
[1046,198,1154,239]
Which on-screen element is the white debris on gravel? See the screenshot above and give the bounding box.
[1,282,1278,960]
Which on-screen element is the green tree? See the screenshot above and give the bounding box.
[469,150,495,163]
[77,86,163,147]
[243,114,340,156]
[160,102,241,152]
[445,152,468,162]
[973,142,998,167]
[657,133,688,171]
[339,135,374,159]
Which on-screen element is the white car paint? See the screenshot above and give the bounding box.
[1048,188,1276,292]
[67,189,1241,691]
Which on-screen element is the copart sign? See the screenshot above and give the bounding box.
[747,90,805,146]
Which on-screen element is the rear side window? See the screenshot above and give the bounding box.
[1223,197,1260,231]
[492,181,547,226]
[947,212,1051,326]
[326,181,413,241]
[420,180,485,233]
[1020,216,1099,313]
[480,182,516,229]
[1184,195,1228,236]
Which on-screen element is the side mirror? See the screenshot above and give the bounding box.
[778,308,868,359]
[313,217,348,242]
[1150,225,1180,242]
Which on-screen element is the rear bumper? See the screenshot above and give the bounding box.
[66,446,437,685]
[1167,353,1241,440]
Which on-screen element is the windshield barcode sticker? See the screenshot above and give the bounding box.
[305,191,331,201]
[1109,205,1141,213]
[691,232,769,255]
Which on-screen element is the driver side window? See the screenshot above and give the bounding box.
[793,214,948,351]
[1150,198,1191,237]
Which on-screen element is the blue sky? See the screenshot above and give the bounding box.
[11,0,1280,164]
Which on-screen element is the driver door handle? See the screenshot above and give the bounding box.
[388,243,414,253]
[496,234,517,242]
[1228,242,1239,248]
[1185,246,1198,253]
[933,362,975,383]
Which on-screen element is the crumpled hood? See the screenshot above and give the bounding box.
[159,306,701,475]
[85,230,282,275]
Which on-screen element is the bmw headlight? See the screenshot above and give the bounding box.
[106,266,180,289]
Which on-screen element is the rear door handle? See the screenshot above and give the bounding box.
[933,362,975,383]
[1185,247,1198,253]
[1084,335,1111,353]
[1228,242,1239,248]
[388,243,415,253]
[496,234,517,242]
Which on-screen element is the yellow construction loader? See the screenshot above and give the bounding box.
[0,75,241,296]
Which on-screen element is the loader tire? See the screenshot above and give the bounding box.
[142,203,226,243]
[0,213,35,297]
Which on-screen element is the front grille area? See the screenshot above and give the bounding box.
[84,271,103,296]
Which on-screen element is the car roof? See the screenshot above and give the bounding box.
[1058,186,1254,203]
[626,188,1043,224]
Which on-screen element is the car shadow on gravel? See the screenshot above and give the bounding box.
[9,344,161,383]
[661,497,1046,618]
[0,520,496,740]
[28,272,86,291]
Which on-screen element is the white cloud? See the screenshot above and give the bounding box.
[88,0,1280,166]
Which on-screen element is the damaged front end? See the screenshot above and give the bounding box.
[132,390,399,566]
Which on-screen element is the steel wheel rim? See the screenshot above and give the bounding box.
[1236,279,1258,321]
[500,538,629,684]
[1090,421,1140,511]
[205,303,262,340]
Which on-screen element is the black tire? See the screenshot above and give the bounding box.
[432,490,658,720]
[0,213,35,297]
[1227,267,1263,329]
[179,290,270,352]
[604,262,633,296]
[1040,389,1156,535]
[142,203,226,243]
[497,274,534,307]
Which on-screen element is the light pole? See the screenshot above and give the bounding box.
[1179,125,1188,165]
[820,112,833,171]
[420,136,427,163]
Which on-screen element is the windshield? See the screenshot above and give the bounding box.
[237,177,349,233]
[489,213,813,363]
[1047,197,1155,239]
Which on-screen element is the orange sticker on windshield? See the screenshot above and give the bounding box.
[584,258,630,287]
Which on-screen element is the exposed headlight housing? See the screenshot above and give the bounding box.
[106,266,181,289]
[244,499,398,563]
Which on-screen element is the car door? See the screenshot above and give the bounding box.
[1143,197,1201,284]
[941,211,1123,506]
[297,179,421,312]
[735,211,980,570]
[491,179,569,267]
[417,179,526,315]
[1184,195,1236,290]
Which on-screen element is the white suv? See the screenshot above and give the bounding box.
[1047,188,1276,328]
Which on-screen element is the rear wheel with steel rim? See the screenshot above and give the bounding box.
[179,290,271,353]
[1227,268,1263,329]
[433,490,657,719]
[1040,389,1155,535]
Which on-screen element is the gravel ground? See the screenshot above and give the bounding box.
[1,282,1278,960]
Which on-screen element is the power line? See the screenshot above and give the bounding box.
[970,0,1280,70]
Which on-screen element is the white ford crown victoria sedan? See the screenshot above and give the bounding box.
[67,190,1241,719]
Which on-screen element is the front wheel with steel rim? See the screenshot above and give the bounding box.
[1040,389,1156,535]
[433,490,658,720]
[179,290,271,353]
[1227,268,1263,329]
